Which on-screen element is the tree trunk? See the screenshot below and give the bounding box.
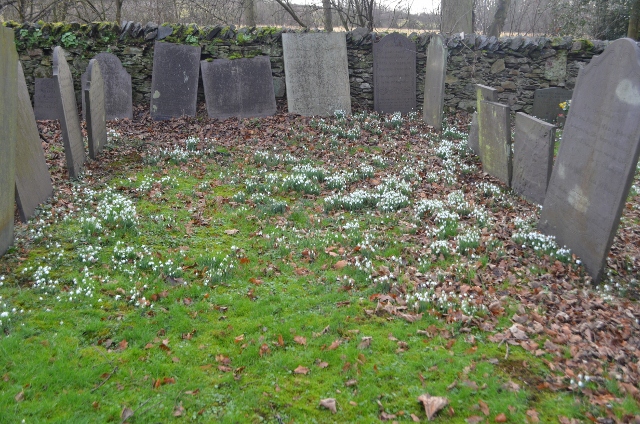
[115,0,124,24]
[273,0,307,28]
[323,0,333,31]
[244,0,256,27]
[487,0,510,37]
[628,0,640,39]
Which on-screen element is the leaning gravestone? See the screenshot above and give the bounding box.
[441,0,473,34]
[53,46,85,179]
[81,53,133,121]
[423,34,447,131]
[34,78,61,120]
[531,87,573,123]
[539,38,640,283]
[468,112,479,154]
[512,113,555,205]
[373,33,416,115]
[84,59,107,159]
[16,62,53,222]
[0,27,18,257]
[150,41,201,120]
[475,84,498,161]
[479,101,512,186]
[201,56,277,119]
[282,33,351,116]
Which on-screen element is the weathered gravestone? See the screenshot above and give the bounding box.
[474,84,498,158]
[423,34,447,131]
[53,46,85,179]
[201,56,277,119]
[150,42,201,120]
[84,59,107,159]
[0,27,18,257]
[468,112,479,153]
[81,53,133,121]
[34,78,61,120]
[441,0,474,34]
[512,113,555,205]
[282,33,351,116]
[479,101,512,186]
[532,87,573,123]
[16,62,53,223]
[539,38,640,282]
[373,33,416,115]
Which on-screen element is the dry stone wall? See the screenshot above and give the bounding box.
[4,20,614,115]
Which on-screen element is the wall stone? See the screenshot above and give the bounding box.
[4,20,615,115]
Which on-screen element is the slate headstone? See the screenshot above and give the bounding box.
[34,78,61,120]
[81,53,133,121]
[539,38,640,282]
[531,87,573,123]
[479,101,512,186]
[282,33,351,116]
[468,112,479,154]
[441,0,474,34]
[84,59,107,160]
[0,27,18,257]
[476,84,498,162]
[201,56,277,119]
[512,113,555,205]
[423,34,447,131]
[53,46,85,179]
[150,41,201,120]
[373,33,416,115]
[16,62,53,222]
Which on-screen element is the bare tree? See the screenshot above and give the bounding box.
[487,0,510,36]
[629,0,640,38]
[244,0,256,25]
[323,0,333,30]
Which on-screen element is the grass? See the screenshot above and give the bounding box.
[0,110,638,422]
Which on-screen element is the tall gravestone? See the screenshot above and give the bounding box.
[84,59,107,159]
[150,42,201,120]
[53,46,85,179]
[512,113,555,205]
[0,27,18,257]
[423,34,447,131]
[532,87,573,123]
[468,112,479,154]
[539,38,640,282]
[201,56,277,119]
[81,53,133,121]
[282,33,351,117]
[16,62,53,222]
[34,78,61,120]
[475,84,498,160]
[441,0,474,34]
[479,101,512,186]
[373,33,416,115]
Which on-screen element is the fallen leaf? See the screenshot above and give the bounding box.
[328,339,341,350]
[319,398,337,414]
[526,409,539,423]
[317,361,329,368]
[479,400,490,416]
[334,260,348,269]
[224,229,239,235]
[173,402,185,417]
[466,416,484,423]
[294,336,307,346]
[259,343,270,357]
[411,413,420,422]
[380,411,397,420]
[418,393,449,420]
[234,334,245,343]
[118,339,128,350]
[121,407,134,421]
[495,413,507,422]
[345,379,357,386]
[14,391,24,402]
[294,365,309,375]
[358,336,372,349]
[509,324,528,340]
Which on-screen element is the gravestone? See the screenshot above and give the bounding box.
[0,27,18,257]
[476,84,498,161]
[373,33,416,115]
[479,101,512,186]
[16,62,53,222]
[150,41,201,120]
[282,33,351,116]
[34,78,61,120]
[201,56,277,119]
[53,46,85,179]
[423,34,447,131]
[539,38,640,282]
[468,112,479,154]
[81,53,133,121]
[532,87,573,123]
[84,59,107,160]
[441,0,473,34]
[512,113,555,205]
